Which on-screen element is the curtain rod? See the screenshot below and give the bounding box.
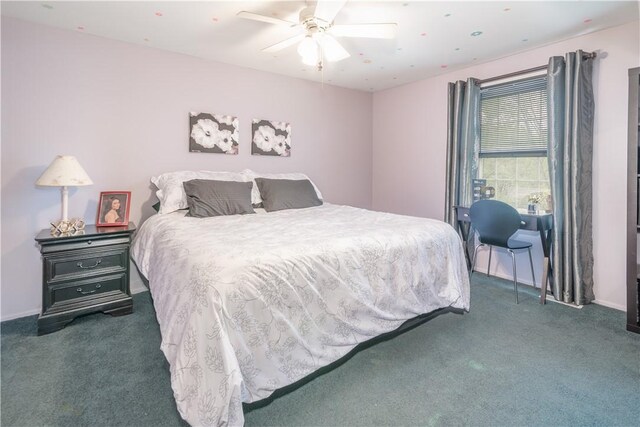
[477,51,597,85]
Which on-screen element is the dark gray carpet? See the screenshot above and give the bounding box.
[2,275,639,426]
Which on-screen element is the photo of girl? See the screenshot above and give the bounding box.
[96,191,131,227]
[103,197,121,223]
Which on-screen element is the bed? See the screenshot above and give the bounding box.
[131,203,470,426]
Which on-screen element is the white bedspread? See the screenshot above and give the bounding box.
[131,204,470,426]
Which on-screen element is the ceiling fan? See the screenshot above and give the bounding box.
[237,1,397,70]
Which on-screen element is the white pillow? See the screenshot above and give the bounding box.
[151,170,248,214]
[241,169,323,206]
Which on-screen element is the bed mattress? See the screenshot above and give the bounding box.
[131,204,470,426]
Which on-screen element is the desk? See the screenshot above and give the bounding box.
[454,206,553,304]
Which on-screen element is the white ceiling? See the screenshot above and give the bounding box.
[2,1,638,92]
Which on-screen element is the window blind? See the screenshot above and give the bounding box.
[480,75,548,157]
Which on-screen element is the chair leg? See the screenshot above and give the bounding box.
[470,244,482,277]
[527,247,536,288]
[487,245,492,276]
[508,249,519,304]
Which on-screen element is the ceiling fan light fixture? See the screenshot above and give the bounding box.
[297,36,320,65]
[318,34,350,62]
[245,1,397,70]
[297,36,317,57]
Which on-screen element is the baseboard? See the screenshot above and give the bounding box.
[592,299,625,312]
[546,298,583,309]
[1,308,40,322]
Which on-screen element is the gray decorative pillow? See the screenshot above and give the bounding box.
[183,179,255,218]
[255,178,323,212]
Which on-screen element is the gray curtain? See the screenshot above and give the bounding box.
[444,78,481,227]
[547,51,595,305]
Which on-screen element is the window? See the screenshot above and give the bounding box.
[479,75,550,210]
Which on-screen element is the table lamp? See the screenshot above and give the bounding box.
[36,155,93,233]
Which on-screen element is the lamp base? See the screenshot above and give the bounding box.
[50,218,86,236]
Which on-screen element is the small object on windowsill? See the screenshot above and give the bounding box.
[527,192,549,214]
[480,186,495,199]
[472,179,486,202]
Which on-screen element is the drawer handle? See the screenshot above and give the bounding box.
[77,259,102,269]
[87,240,92,245]
[77,283,101,295]
[521,221,526,225]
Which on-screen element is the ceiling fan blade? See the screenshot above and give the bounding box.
[237,11,296,27]
[314,0,347,24]
[319,35,350,62]
[330,23,397,39]
[262,34,305,53]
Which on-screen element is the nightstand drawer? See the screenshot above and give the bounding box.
[47,274,127,310]
[39,236,131,254]
[46,247,127,282]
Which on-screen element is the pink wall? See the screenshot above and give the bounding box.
[0,17,373,320]
[372,21,640,310]
[2,16,637,319]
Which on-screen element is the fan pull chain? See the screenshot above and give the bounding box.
[319,45,324,89]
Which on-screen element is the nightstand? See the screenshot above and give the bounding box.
[34,223,136,335]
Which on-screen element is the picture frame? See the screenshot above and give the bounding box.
[96,191,131,227]
[251,118,291,157]
[189,112,239,154]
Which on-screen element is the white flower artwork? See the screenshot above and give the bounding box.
[251,119,291,157]
[189,112,239,154]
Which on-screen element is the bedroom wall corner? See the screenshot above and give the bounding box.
[371,20,640,310]
[0,16,373,321]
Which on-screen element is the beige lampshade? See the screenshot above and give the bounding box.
[36,155,93,187]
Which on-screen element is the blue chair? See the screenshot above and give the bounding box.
[469,200,536,304]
